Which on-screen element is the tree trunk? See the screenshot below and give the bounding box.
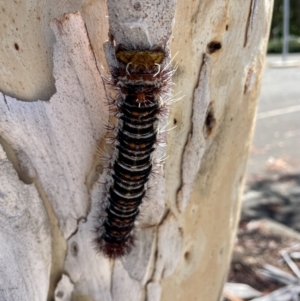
[0,1,273,301]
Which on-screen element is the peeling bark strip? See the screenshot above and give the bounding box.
[0,12,107,240]
[177,55,211,212]
[0,145,51,301]
[106,0,177,48]
[244,0,259,47]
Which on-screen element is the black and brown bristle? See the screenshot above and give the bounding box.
[95,44,173,259]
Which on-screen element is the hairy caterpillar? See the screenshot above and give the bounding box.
[95,44,172,258]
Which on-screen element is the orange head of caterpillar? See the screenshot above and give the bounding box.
[115,45,165,75]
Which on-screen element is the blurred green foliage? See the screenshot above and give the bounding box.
[270,0,300,38]
[268,0,300,53]
[268,37,300,53]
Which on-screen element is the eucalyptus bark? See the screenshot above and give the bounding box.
[0,1,273,301]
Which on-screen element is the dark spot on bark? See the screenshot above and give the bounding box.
[14,43,19,51]
[56,291,64,298]
[204,105,216,136]
[184,251,191,261]
[173,118,177,125]
[226,24,229,31]
[70,241,79,256]
[133,2,142,11]
[207,41,222,54]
